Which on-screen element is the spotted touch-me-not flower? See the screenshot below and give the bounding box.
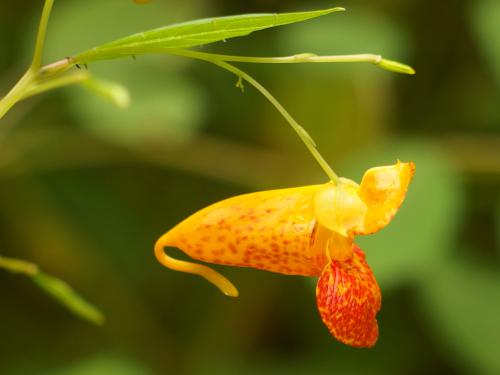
[155,161,415,348]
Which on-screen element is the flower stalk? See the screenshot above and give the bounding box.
[176,51,341,184]
[31,0,55,70]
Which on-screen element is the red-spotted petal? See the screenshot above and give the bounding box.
[316,245,381,348]
[158,185,329,276]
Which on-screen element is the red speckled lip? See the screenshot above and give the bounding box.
[316,245,381,348]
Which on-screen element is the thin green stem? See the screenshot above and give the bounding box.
[0,254,104,325]
[0,255,39,276]
[166,49,415,74]
[0,0,57,120]
[31,0,55,70]
[174,50,380,64]
[0,70,36,120]
[21,71,90,100]
[169,49,340,183]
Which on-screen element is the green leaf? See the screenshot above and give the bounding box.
[73,7,344,63]
[33,271,105,325]
[39,0,208,61]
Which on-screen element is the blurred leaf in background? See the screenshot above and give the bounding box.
[419,257,500,375]
[497,201,500,257]
[473,0,500,90]
[45,355,155,375]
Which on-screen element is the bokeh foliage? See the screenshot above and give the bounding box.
[1,0,499,374]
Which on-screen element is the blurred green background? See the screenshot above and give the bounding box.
[1,0,499,374]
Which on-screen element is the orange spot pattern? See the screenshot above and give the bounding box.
[316,245,381,348]
[162,186,327,276]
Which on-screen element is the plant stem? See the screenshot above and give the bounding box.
[170,49,340,183]
[39,58,72,76]
[168,49,415,74]
[0,70,36,120]
[177,51,381,64]
[21,71,90,100]
[0,0,56,120]
[31,0,55,70]
[0,255,39,275]
[0,254,104,324]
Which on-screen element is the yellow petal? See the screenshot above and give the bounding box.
[355,161,415,234]
[155,185,330,296]
[313,179,367,236]
[327,231,354,261]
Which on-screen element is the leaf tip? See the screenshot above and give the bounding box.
[91,311,106,326]
[32,271,106,326]
[83,78,131,109]
[377,58,415,75]
[325,7,346,14]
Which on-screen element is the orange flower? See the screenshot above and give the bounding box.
[155,161,415,347]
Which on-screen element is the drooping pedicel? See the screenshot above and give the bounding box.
[155,161,415,348]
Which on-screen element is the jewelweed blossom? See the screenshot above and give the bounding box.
[155,161,415,348]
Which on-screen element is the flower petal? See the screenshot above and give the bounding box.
[156,185,327,283]
[316,245,381,348]
[356,161,415,234]
[314,178,367,236]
